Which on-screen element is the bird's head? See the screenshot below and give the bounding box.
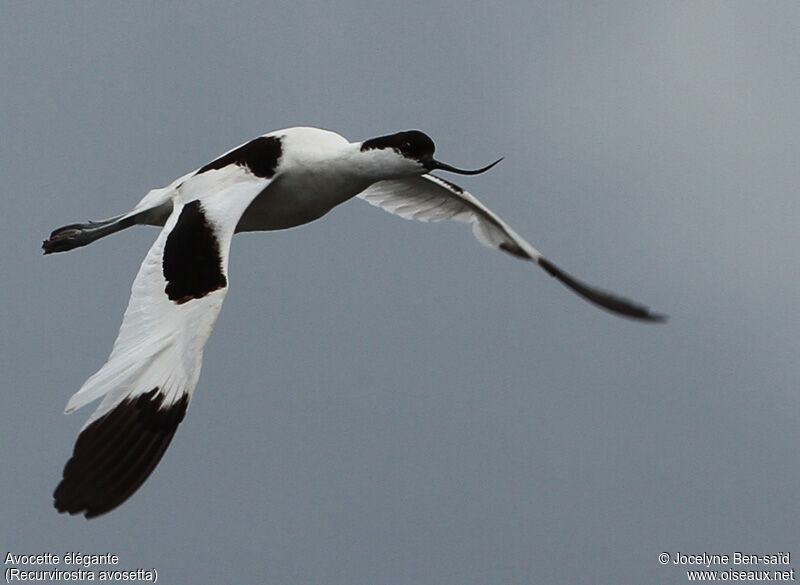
[359,130,502,178]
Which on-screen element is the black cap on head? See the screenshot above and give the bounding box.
[361,130,435,160]
[362,130,502,175]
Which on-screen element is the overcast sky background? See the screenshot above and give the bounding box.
[3,2,799,584]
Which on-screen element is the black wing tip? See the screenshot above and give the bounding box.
[617,308,668,323]
[538,257,667,323]
[643,311,669,324]
[53,389,188,519]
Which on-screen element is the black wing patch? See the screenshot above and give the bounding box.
[539,258,667,322]
[196,135,282,178]
[163,200,227,304]
[53,388,189,519]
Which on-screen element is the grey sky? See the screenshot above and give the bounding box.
[3,2,799,584]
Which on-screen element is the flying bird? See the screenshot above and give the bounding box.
[44,126,665,518]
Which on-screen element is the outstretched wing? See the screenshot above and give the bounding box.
[358,174,665,322]
[54,168,274,518]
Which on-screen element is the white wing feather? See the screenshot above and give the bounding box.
[358,174,540,257]
[64,209,216,425]
[53,167,272,518]
[66,171,269,425]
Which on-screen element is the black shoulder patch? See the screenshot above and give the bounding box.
[163,200,227,304]
[53,388,189,518]
[196,135,282,178]
[361,130,435,160]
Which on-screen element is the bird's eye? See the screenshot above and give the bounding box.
[401,141,412,152]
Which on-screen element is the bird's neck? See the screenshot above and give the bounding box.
[347,144,419,183]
